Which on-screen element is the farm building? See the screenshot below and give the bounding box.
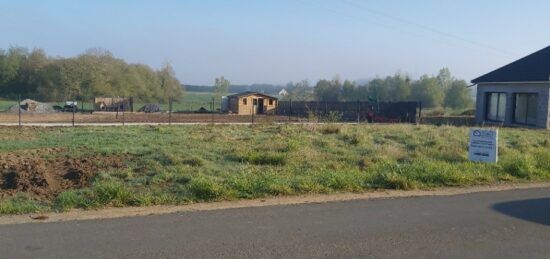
[226,91,278,115]
[94,97,133,112]
[472,46,550,129]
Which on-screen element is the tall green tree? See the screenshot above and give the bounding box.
[410,75,444,108]
[158,62,184,102]
[341,80,356,101]
[367,78,388,102]
[287,79,313,101]
[314,79,340,101]
[213,76,230,100]
[437,67,453,91]
[444,80,473,109]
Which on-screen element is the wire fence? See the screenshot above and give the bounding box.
[0,96,474,126]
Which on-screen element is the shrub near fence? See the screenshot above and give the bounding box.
[276,101,418,123]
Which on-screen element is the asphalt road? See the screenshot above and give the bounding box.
[1,188,548,259]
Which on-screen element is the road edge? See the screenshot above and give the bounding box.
[1,182,549,225]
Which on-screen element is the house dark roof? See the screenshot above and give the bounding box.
[227,91,278,99]
[472,45,550,84]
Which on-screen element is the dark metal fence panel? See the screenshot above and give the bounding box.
[276,101,418,123]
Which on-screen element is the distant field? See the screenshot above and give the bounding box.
[0,91,224,112]
[0,99,16,112]
[0,124,548,214]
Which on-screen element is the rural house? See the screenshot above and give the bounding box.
[227,91,278,115]
[471,46,550,129]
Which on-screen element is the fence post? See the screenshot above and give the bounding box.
[418,102,422,124]
[288,99,292,122]
[251,102,255,124]
[316,101,320,123]
[72,104,75,127]
[169,98,172,126]
[122,100,125,126]
[325,101,328,119]
[357,101,360,124]
[211,97,214,125]
[18,95,21,127]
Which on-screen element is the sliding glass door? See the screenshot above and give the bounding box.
[514,93,538,125]
[486,92,506,122]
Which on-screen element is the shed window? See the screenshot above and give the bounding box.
[269,99,273,105]
[486,92,506,122]
[242,98,247,105]
[514,93,538,125]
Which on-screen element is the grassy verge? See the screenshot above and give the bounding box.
[0,124,549,214]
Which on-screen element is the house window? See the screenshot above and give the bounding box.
[269,99,273,105]
[486,92,506,122]
[514,93,538,125]
[253,99,257,105]
[242,98,247,105]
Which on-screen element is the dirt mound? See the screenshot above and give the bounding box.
[8,99,56,113]
[0,149,127,201]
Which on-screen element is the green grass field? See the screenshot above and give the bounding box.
[0,91,222,112]
[0,99,16,112]
[1,124,549,214]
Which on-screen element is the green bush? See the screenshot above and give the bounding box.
[324,111,343,123]
[501,154,536,179]
[0,195,46,214]
[189,177,226,201]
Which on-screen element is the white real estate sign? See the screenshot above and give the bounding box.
[468,128,498,163]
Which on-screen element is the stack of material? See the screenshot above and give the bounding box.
[138,104,162,113]
[8,99,55,113]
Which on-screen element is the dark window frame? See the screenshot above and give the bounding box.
[242,98,247,105]
[485,92,506,122]
[513,93,538,126]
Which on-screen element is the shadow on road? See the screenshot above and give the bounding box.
[492,198,550,226]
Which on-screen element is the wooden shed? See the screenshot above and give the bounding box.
[227,91,278,115]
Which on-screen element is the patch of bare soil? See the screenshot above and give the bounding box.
[0,112,301,123]
[0,149,127,201]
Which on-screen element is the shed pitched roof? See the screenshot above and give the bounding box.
[227,91,278,99]
[472,45,550,84]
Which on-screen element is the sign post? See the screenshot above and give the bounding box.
[468,128,498,163]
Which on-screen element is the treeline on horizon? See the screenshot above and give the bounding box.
[190,70,473,109]
[0,47,183,103]
[284,68,473,109]
[0,46,472,109]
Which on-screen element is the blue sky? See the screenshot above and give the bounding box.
[1,0,549,85]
